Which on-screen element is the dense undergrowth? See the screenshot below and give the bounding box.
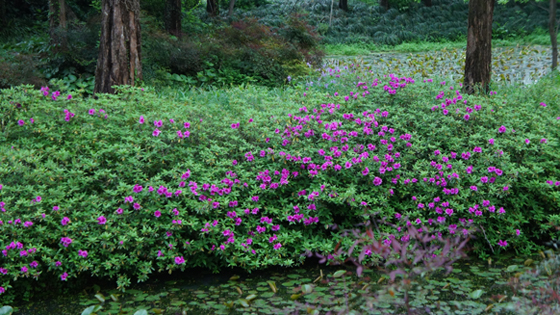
[0,59,559,303]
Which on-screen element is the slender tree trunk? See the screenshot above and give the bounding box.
[339,0,348,11]
[207,0,219,17]
[49,0,68,49]
[228,0,236,17]
[380,0,389,10]
[0,0,7,28]
[94,0,142,94]
[422,0,432,7]
[463,0,494,95]
[550,0,558,70]
[166,0,181,36]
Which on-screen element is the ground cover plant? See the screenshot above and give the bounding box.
[328,45,554,85]
[0,58,559,306]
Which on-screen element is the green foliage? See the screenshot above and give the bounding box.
[0,59,559,304]
[240,0,557,46]
[0,49,46,89]
[143,15,323,87]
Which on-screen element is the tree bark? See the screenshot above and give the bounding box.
[380,0,389,10]
[550,0,558,70]
[228,0,236,17]
[463,0,494,95]
[339,0,348,11]
[0,0,5,28]
[166,0,182,37]
[207,0,219,17]
[94,0,142,94]
[422,0,432,7]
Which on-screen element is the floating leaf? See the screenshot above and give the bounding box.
[94,294,105,303]
[245,294,257,301]
[81,306,96,315]
[290,294,301,300]
[469,289,484,299]
[267,281,277,293]
[333,270,346,278]
[301,284,313,294]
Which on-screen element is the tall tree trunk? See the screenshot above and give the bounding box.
[165,0,181,37]
[0,0,7,28]
[339,0,348,11]
[422,0,432,7]
[463,0,494,95]
[380,0,389,10]
[207,0,219,17]
[550,0,558,70]
[49,0,68,49]
[228,0,236,17]
[94,0,142,94]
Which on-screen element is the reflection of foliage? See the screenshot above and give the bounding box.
[507,251,560,314]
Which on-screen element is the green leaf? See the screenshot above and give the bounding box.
[333,270,346,278]
[469,289,484,299]
[133,310,148,315]
[0,306,13,315]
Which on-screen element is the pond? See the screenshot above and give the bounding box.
[326,45,554,85]
[13,254,555,315]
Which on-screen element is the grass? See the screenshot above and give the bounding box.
[323,31,558,55]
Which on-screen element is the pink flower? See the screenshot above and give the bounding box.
[61,272,68,281]
[175,256,185,264]
[152,129,161,137]
[516,229,521,236]
[540,102,547,107]
[97,216,106,225]
[154,211,161,218]
[497,240,508,247]
[18,120,25,126]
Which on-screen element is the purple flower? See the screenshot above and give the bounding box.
[53,206,59,211]
[525,139,530,144]
[61,272,68,281]
[152,129,161,137]
[97,216,106,225]
[541,138,547,143]
[497,240,508,247]
[373,177,382,186]
[470,186,478,191]
[498,126,506,133]
[18,120,25,126]
[516,229,521,236]
[464,114,470,121]
[88,109,95,115]
[21,266,28,273]
[175,256,185,264]
[30,261,38,268]
[61,217,70,226]
[55,261,62,267]
[154,120,163,128]
[154,210,161,218]
[78,250,88,258]
[503,186,509,191]
[273,243,282,250]
[139,116,145,124]
[60,237,73,247]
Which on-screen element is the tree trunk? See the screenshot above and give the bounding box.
[166,0,181,37]
[207,0,219,17]
[339,0,348,11]
[94,0,142,94]
[550,0,558,70]
[0,0,7,28]
[463,0,494,95]
[228,0,236,17]
[422,0,432,7]
[49,0,68,49]
[380,0,389,10]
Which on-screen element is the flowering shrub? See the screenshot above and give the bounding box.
[0,63,558,302]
